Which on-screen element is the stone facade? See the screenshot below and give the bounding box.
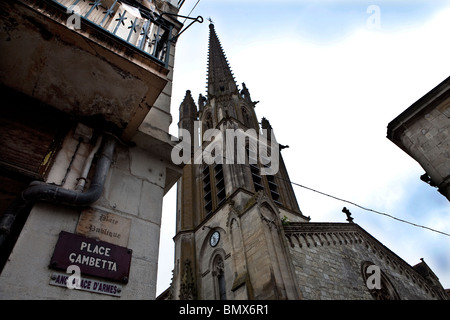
[387,76,450,200]
[0,136,177,299]
[191,192,304,300]
[285,222,447,300]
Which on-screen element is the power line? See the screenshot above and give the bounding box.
[205,151,450,237]
[182,0,201,24]
[286,179,450,237]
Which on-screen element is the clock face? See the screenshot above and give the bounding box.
[210,231,220,247]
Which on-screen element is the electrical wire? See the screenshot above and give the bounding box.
[182,0,201,24]
[202,149,450,238]
[285,179,450,238]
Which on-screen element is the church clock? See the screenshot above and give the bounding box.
[210,231,220,247]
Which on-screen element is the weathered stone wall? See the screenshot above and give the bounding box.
[195,201,239,300]
[0,133,169,299]
[0,0,182,300]
[192,192,300,300]
[397,96,450,199]
[285,223,444,300]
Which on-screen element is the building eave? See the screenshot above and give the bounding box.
[387,75,450,143]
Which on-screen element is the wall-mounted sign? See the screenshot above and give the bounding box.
[50,231,132,283]
[76,208,131,247]
[49,272,122,297]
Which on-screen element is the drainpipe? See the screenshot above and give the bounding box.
[22,135,115,205]
[75,135,103,192]
[0,135,116,250]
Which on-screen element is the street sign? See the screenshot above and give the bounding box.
[50,231,132,283]
[49,272,123,297]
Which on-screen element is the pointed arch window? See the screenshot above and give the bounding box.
[214,164,226,207]
[361,261,400,300]
[266,173,282,206]
[261,150,282,206]
[246,146,283,206]
[203,164,226,216]
[213,255,227,300]
[246,145,264,192]
[203,166,213,215]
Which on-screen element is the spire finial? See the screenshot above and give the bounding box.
[208,17,214,25]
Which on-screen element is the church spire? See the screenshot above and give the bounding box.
[178,90,198,151]
[207,22,238,97]
[179,89,197,128]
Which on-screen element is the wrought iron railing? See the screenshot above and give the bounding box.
[54,0,173,67]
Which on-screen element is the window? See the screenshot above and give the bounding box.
[246,145,264,192]
[214,164,226,207]
[203,166,212,215]
[266,174,282,206]
[214,256,226,300]
[203,164,226,216]
[218,272,226,300]
[259,151,282,205]
[361,261,400,300]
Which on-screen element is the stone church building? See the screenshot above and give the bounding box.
[159,22,449,300]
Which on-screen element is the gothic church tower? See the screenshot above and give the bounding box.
[164,22,449,302]
[168,22,309,300]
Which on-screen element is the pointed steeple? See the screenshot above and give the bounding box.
[207,22,238,97]
[179,90,198,136]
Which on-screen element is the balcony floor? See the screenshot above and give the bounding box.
[0,0,170,139]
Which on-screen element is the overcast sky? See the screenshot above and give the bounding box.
[157,0,450,296]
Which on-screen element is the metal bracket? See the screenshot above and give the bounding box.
[160,12,204,42]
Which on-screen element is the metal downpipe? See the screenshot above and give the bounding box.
[21,135,115,205]
[0,135,116,251]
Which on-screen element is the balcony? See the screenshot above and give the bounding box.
[0,0,181,139]
[56,0,173,67]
